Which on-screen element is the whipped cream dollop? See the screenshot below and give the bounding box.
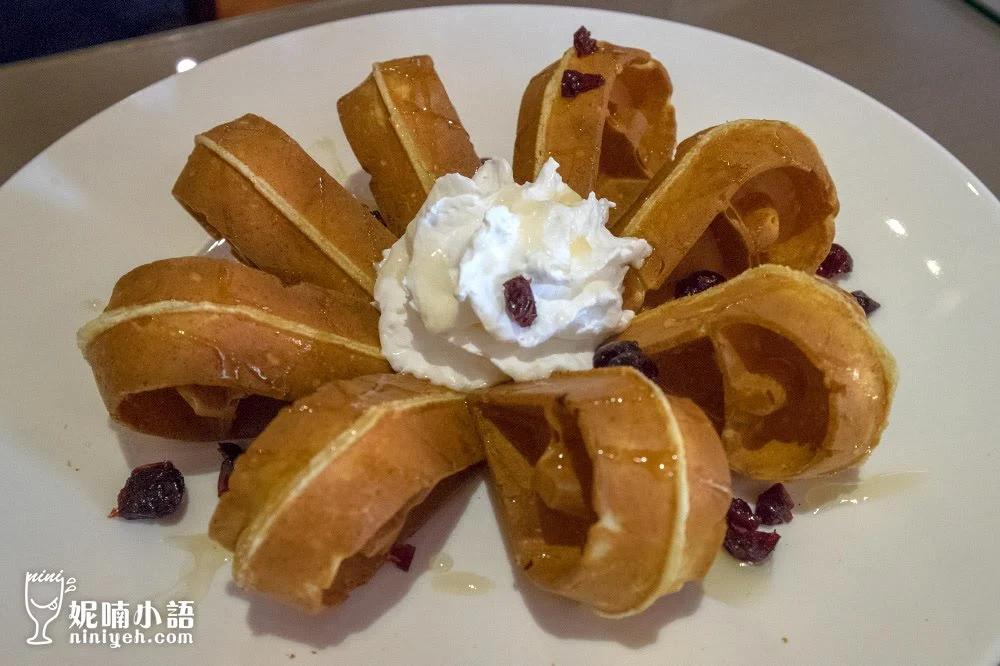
[374,158,651,391]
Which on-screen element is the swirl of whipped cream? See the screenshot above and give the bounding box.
[374,158,651,391]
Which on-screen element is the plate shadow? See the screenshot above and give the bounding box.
[518,576,704,648]
[113,420,228,475]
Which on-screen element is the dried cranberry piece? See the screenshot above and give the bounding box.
[593,340,640,367]
[573,26,598,57]
[724,524,781,563]
[756,483,794,525]
[110,461,185,520]
[593,340,659,379]
[217,442,245,497]
[387,543,416,572]
[817,243,854,278]
[851,290,881,316]
[561,69,606,98]
[726,498,761,531]
[607,351,658,380]
[674,270,727,298]
[503,275,537,327]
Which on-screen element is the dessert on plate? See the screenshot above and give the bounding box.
[78,25,895,621]
[470,367,730,616]
[513,27,676,225]
[614,264,896,479]
[173,113,395,299]
[78,256,388,440]
[210,373,483,612]
[338,55,481,236]
[373,156,650,390]
[613,119,839,307]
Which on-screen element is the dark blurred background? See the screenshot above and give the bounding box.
[0,0,315,64]
[1,1,207,64]
[1,0,997,65]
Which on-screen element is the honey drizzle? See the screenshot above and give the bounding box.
[429,552,454,573]
[702,554,772,605]
[426,552,493,596]
[430,571,495,596]
[703,472,925,603]
[801,471,926,514]
[156,534,230,605]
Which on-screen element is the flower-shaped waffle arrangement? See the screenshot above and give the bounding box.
[78,27,896,617]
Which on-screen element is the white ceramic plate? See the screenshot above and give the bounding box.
[2,5,999,665]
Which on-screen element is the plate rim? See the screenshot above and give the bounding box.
[2,5,999,664]
[2,3,998,208]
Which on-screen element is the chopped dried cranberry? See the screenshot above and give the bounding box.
[756,483,794,525]
[109,461,185,520]
[594,340,640,367]
[503,275,537,327]
[724,524,781,563]
[817,243,854,278]
[722,492,788,562]
[573,26,598,57]
[851,290,881,316]
[610,350,658,379]
[726,498,761,531]
[674,270,727,298]
[217,442,244,497]
[619,352,657,379]
[561,69,606,98]
[593,340,659,379]
[387,543,416,572]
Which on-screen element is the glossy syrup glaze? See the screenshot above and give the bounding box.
[426,552,494,596]
[429,552,454,573]
[701,553,772,605]
[156,534,230,605]
[801,471,925,514]
[430,571,495,596]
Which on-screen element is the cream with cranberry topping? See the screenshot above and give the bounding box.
[374,158,650,390]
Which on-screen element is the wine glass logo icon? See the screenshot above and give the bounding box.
[24,570,76,646]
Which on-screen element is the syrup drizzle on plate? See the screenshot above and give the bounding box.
[156,534,230,605]
[426,552,494,596]
[702,554,772,604]
[704,472,925,603]
[429,552,454,573]
[801,471,926,514]
[431,571,495,596]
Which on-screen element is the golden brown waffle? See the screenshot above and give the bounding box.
[470,367,730,617]
[338,56,481,236]
[613,120,838,307]
[615,265,897,480]
[172,114,395,300]
[78,257,389,440]
[210,374,484,612]
[513,41,675,223]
